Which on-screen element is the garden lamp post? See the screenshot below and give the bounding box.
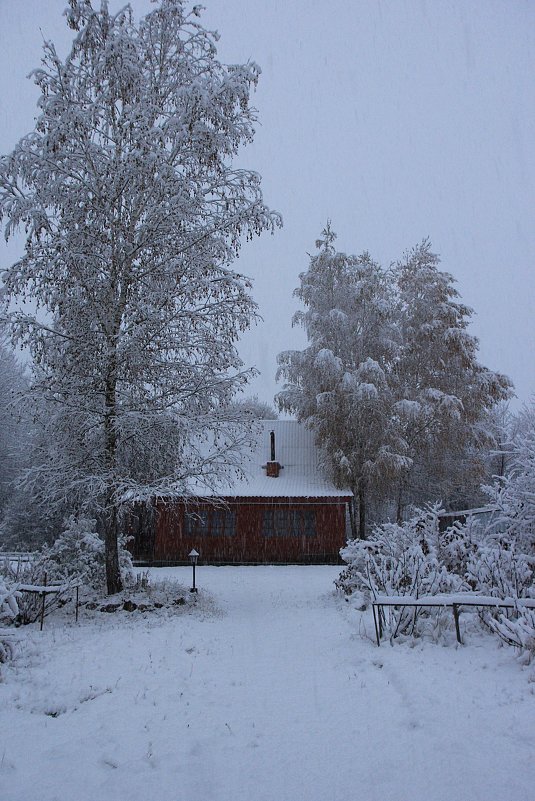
[189,549,199,593]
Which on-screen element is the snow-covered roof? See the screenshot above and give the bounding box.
[194,420,351,499]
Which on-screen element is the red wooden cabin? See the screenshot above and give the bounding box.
[130,420,352,565]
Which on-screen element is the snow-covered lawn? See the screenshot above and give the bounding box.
[1,566,534,801]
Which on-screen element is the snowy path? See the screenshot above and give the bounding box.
[1,566,535,801]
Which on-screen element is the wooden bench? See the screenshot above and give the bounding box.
[371,593,535,646]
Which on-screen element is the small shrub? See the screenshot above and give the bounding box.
[486,609,535,664]
[466,545,534,601]
[338,505,466,640]
[0,575,20,621]
[339,498,535,651]
[42,516,106,588]
[41,516,134,590]
[0,517,135,624]
[438,517,480,578]
[339,505,464,598]
[0,558,72,625]
[0,576,21,662]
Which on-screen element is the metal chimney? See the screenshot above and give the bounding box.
[266,429,282,477]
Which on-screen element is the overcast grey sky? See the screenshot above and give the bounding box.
[1,0,534,408]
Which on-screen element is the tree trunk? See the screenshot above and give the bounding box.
[103,343,122,596]
[396,482,404,526]
[348,497,358,539]
[358,483,366,539]
[104,504,123,595]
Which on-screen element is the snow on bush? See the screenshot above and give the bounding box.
[1,556,79,625]
[38,516,134,590]
[42,517,106,587]
[466,544,534,600]
[474,410,535,662]
[465,543,535,662]
[337,505,466,640]
[338,496,535,653]
[486,610,535,664]
[0,576,20,620]
[0,576,21,663]
[438,516,480,576]
[337,409,535,652]
[0,517,135,624]
[483,423,535,553]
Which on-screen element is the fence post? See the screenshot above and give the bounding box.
[452,603,462,644]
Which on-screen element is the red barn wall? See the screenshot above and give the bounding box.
[150,497,349,564]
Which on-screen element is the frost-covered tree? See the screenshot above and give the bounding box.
[228,394,278,420]
[483,401,515,482]
[0,1,280,593]
[277,225,404,537]
[0,336,32,543]
[484,403,535,552]
[277,230,511,536]
[0,332,65,549]
[391,240,512,517]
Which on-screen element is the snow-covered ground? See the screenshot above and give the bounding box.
[1,566,534,801]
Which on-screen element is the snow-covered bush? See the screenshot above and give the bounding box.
[0,576,20,621]
[336,413,535,647]
[438,516,481,577]
[0,517,135,624]
[466,544,534,600]
[464,539,534,662]
[0,575,21,662]
[41,516,105,587]
[338,505,463,598]
[483,421,535,553]
[338,494,535,648]
[486,610,535,664]
[0,556,73,625]
[39,516,134,590]
[338,505,466,639]
[473,408,535,661]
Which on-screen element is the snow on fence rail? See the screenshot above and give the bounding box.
[371,593,535,647]
[1,552,35,563]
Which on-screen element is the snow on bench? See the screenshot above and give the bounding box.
[17,581,82,594]
[371,593,535,646]
[16,578,83,630]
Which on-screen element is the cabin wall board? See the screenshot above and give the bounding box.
[146,497,349,564]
